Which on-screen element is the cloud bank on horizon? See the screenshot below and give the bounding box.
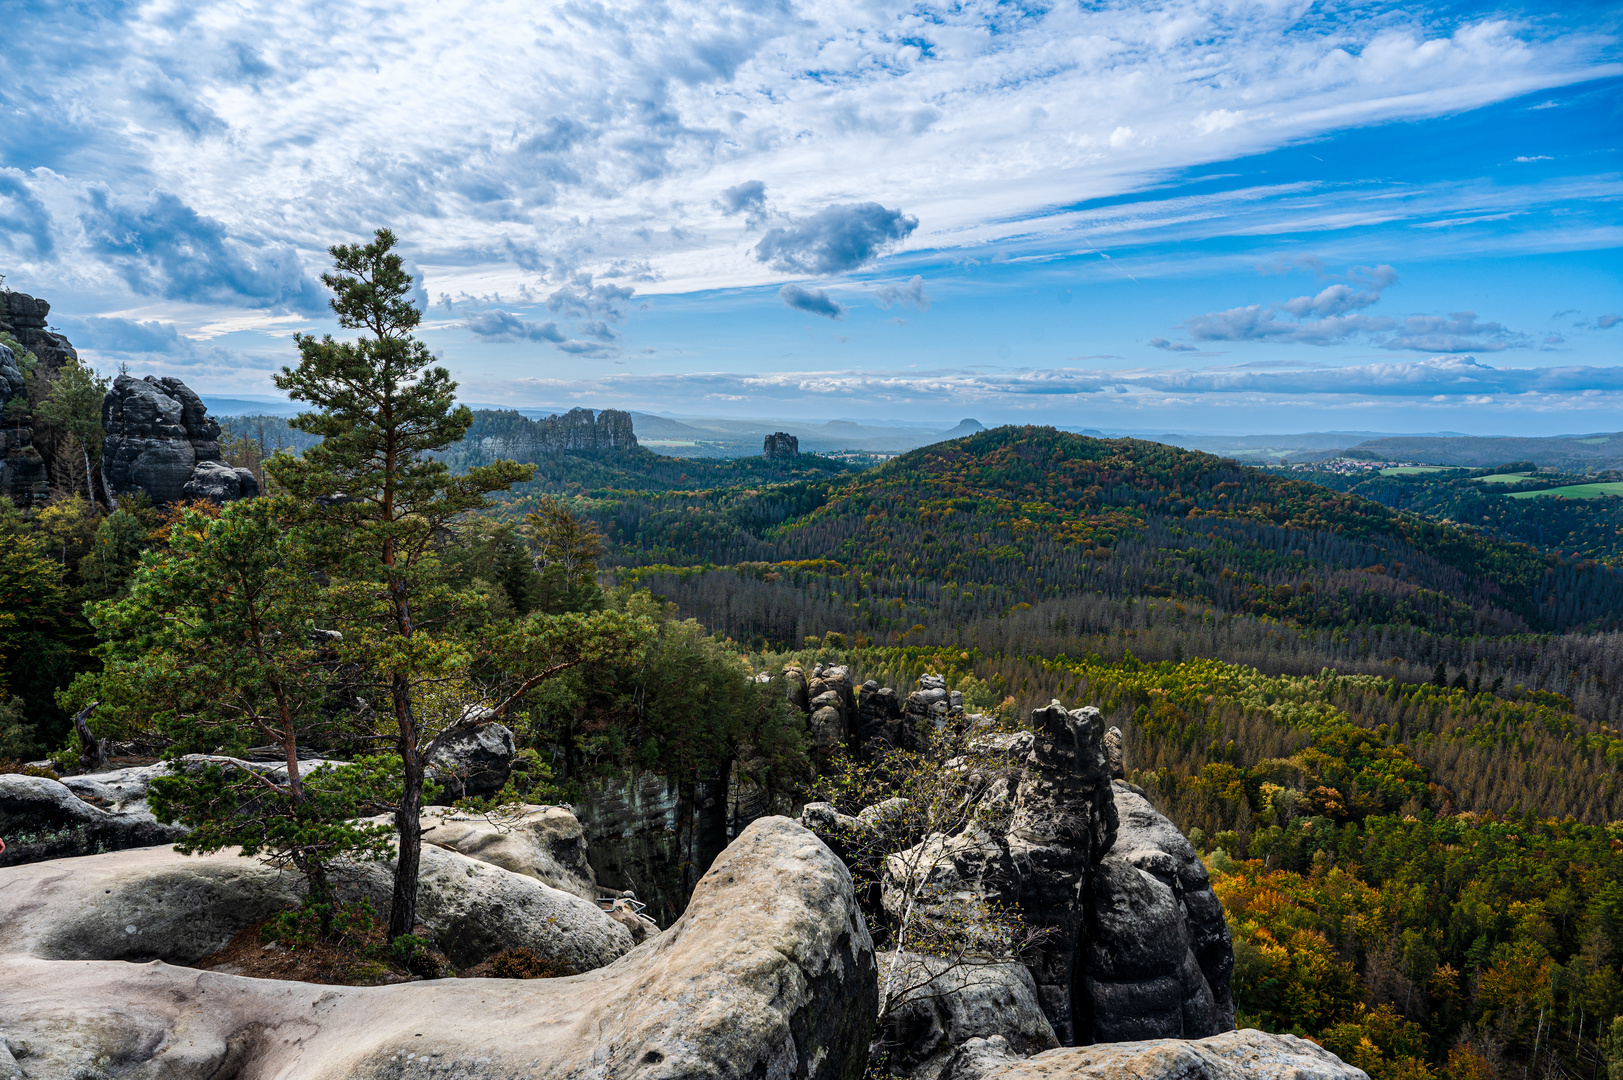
[0,0,1619,432]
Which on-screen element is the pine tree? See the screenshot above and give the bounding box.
[82,499,396,910]
[35,356,110,509]
[266,229,535,937]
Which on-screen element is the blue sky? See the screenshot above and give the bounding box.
[1,0,1619,435]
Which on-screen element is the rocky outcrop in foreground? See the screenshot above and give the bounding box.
[803,692,1236,1065]
[101,373,259,504]
[0,816,877,1080]
[945,1029,1368,1080]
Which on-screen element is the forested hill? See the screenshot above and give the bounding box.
[589,426,1623,646]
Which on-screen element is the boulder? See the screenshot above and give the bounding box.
[1077,783,1234,1042]
[425,721,515,800]
[0,837,632,973]
[0,816,877,1080]
[876,952,1058,1080]
[0,772,185,868]
[182,458,260,502]
[943,1029,1368,1080]
[418,804,597,901]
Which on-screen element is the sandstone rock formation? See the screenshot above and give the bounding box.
[0,772,186,867]
[101,373,259,504]
[943,1029,1370,1080]
[418,804,597,901]
[0,816,877,1080]
[464,406,639,463]
[0,341,49,504]
[877,952,1058,1080]
[574,769,730,927]
[809,695,1233,1055]
[0,340,23,402]
[1080,782,1235,1042]
[0,290,78,368]
[425,720,516,800]
[0,835,633,973]
[764,430,800,457]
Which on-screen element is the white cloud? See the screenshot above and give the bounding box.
[0,0,1613,314]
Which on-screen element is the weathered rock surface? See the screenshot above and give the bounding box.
[419,804,597,900]
[1077,783,1234,1043]
[101,373,258,504]
[0,816,877,1080]
[877,952,1058,1080]
[425,720,515,800]
[0,340,49,503]
[943,1029,1369,1080]
[0,290,78,368]
[882,701,1117,1046]
[0,837,632,972]
[181,458,259,502]
[0,340,24,402]
[0,772,185,868]
[573,768,729,927]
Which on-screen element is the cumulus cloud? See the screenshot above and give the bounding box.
[875,275,930,312]
[779,283,845,319]
[1177,264,1529,353]
[1381,312,1528,353]
[754,203,918,275]
[463,309,566,342]
[546,275,636,322]
[1597,314,1621,329]
[716,180,768,228]
[79,188,324,311]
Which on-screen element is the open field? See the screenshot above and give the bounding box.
[1506,481,1623,500]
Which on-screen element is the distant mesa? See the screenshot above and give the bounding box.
[764,431,800,458]
[936,418,985,440]
[102,375,260,504]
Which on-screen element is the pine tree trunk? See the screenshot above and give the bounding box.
[82,444,98,512]
[388,672,423,940]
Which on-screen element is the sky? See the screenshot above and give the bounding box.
[1,0,1620,436]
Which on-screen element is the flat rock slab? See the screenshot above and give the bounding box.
[0,816,877,1080]
[947,1029,1369,1080]
[0,836,633,972]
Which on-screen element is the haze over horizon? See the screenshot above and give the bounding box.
[1,0,1619,436]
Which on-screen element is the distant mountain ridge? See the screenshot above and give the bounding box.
[1325,432,1623,471]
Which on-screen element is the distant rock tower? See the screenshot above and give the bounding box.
[763,431,799,458]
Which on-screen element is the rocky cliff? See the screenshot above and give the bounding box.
[101,373,259,503]
[459,406,638,466]
[0,290,78,369]
[0,290,76,505]
[796,682,1234,1064]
